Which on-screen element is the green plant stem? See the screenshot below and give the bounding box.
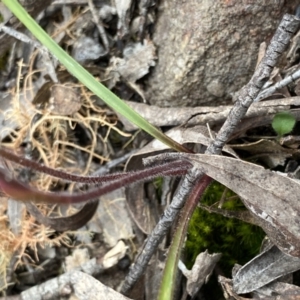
[2,0,191,153]
[158,175,213,300]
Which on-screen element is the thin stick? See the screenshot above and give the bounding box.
[255,68,300,102]
[87,0,109,51]
[121,13,300,294]
[121,166,204,292]
[207,14,300,154]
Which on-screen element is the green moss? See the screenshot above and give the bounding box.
[153,176,163,198]
[185,181,265,275]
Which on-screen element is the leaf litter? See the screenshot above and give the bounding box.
[2,2,300,300]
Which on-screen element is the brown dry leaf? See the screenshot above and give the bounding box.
[87,188,134,247]
[253,281,300,299]
[25,201,99,231]
[124,175,157,234]
[219,276,250,300]
[159,153,300,258]
[280,135,300,149]
[125,125,237,234]
[229,109,300,142]
[127,125,237,163]
[233,245,300,295]
[144,252,164,300]
[118,98,300,131]
[48,84,82,115]
[230,139,300,168]
[220,275,300,300]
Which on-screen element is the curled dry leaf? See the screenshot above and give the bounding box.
[179,250,222,297]
[125,125,237,234]
[101,240,128,269]
[25,201,99,231]
[150,153,300,257]
[118,97,300,131]
[230,139,300,168]
[287,29,300,67]
[233,245,300,294]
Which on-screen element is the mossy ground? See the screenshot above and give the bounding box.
[185,181,265,275]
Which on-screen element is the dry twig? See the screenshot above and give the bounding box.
[121,13,300,294]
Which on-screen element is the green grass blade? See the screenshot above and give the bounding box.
[2,0,191,153]
[158,216,185,300]
[158,175,212,299]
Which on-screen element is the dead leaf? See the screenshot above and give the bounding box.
[72,35,106,64]
[253,281,300,299]
[179,250,221,297]
[87,188,134,247]
[25,201,99,231]
[230,139,300,168]
[105,41,156,89]
[126,125,237,163]
[101,240,128,269]
[144,252,164,300]
[233,245,300,294]
[115,0,133,38]
[218,276,249,300]
[229,109,300,142]
[151,153,300,258]
[21,271,132,300]
[280,135,300,149]
[125,125,237,234]
[294,79,300,96]
[118,98,300,131]
[48,84,81,115]
[287,30,300,67]
[65,248,90,272]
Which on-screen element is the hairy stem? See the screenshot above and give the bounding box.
[0,160,191,204]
